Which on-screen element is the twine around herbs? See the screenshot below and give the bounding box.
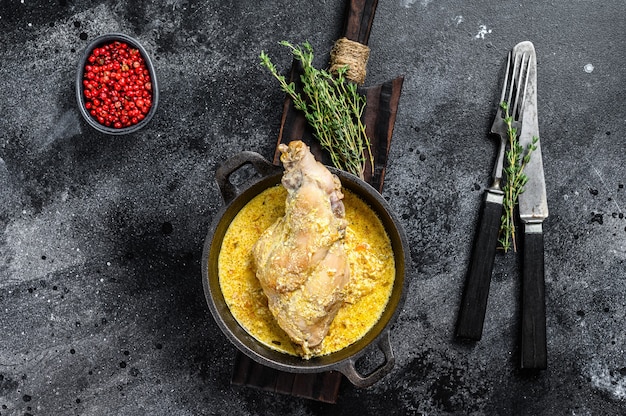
[329,37,370,85]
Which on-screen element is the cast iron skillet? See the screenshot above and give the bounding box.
[202,151,409,388]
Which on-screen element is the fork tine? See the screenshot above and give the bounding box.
[512,52,532,121]
[518,53,532,120]
[506,52,519,112]
[499,51,512,105]
[511,54,523,119]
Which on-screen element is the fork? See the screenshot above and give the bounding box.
[456,46,531,340]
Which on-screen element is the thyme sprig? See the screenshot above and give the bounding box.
[260,41,373,179]
[498,101,538,253]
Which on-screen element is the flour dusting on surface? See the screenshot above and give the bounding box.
[475,24,492,39]
[400,0,432,7]
[586,359,626,401]
[0,157,7,182]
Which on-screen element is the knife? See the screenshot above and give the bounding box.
[516,41,548,370]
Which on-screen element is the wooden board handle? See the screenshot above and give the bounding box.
[343,0,379,44]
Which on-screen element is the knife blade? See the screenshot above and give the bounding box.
[516,41,548,370]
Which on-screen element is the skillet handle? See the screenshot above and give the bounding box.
[215,151,281,204]
[337,330,395,388]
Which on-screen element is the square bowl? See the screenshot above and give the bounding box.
[76,33,159,135]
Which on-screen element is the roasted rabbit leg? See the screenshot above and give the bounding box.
[252,141,350,357]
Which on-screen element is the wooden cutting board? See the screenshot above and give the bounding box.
[232,0,403,402]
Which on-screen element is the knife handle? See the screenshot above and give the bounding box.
[456,191,503,340]
[343,0,378,44]
[521,224,547,369]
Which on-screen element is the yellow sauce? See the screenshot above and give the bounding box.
[218,185,395,357]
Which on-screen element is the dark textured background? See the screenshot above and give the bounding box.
[1,0,625,415]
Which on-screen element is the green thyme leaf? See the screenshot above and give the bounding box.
[498,102,537,252]
[260,41,372,179]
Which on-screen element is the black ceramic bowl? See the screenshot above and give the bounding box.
[76,33,159,135]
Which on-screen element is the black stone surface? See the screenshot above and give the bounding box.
[1,1,625,415]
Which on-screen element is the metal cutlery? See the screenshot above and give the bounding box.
[516,41,548,370]
[456,44,532,341]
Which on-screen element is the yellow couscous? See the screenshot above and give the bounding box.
[218,184,395,357]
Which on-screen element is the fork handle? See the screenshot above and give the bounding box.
[456,190,503,340]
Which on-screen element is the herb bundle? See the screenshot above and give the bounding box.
[498,101,538,252]
[260,41,372,179]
